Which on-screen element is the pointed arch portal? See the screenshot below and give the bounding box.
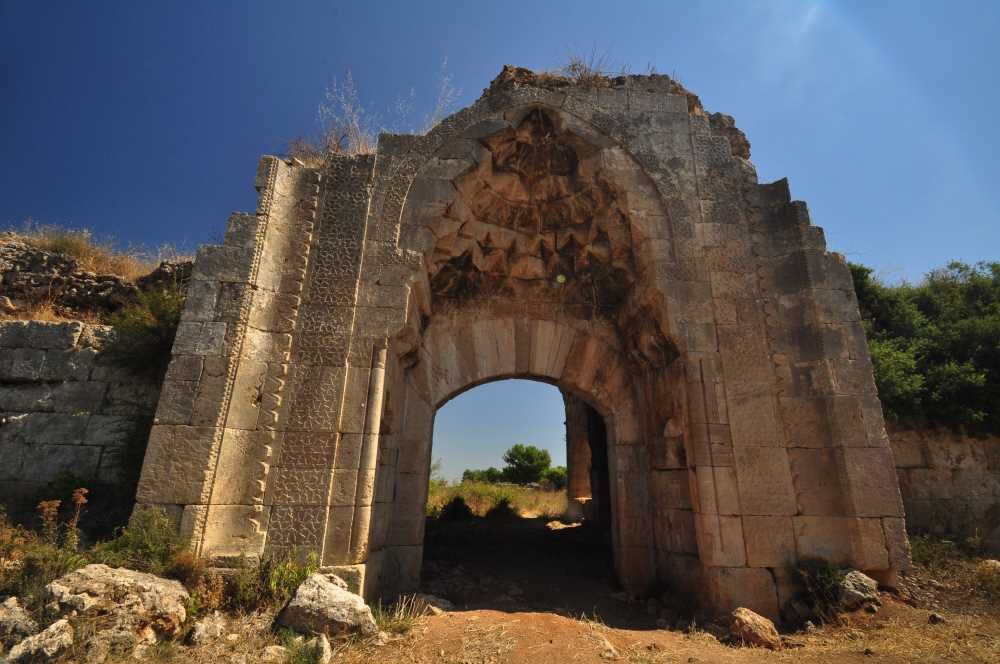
[136,67,909,620]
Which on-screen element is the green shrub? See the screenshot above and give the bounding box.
[92,508,183,575]
[484,497,518,520]
[462,467,504,484]
[540,466,568,490]
[501,444,552,485]
[438,496,474,521]
[851,260,1000,432]
[104,288,184,377]
[795,559,845,622]
[228,552,319,612]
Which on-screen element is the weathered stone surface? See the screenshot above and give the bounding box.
[0,597,38,648]
[729,607,781,650]
[276,573,378,637]
[189,611,227,644]
[6,618,73,663]
[45,564,189,637]
[837,570,879,611]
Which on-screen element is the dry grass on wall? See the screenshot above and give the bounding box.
[8,222,189,281]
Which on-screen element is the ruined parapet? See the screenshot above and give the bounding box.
[135,66,908,620]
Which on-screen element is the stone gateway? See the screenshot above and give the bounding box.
[135,66,909,619]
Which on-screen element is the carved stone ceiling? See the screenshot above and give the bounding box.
[426,109,638,316]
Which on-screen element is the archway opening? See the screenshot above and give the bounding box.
[418,378,648,624]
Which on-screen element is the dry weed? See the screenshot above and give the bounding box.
[427,481,566,519]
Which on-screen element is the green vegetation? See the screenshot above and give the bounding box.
[462,444,565,487]
[851,261,1000,433]
[427,481,566,519]
[795,558,846,623]
[0,489,321,621]
[105,287,185,378]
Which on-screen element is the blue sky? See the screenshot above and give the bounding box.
[3,1,998,480]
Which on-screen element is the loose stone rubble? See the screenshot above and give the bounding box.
[837,570,880,612]
[0,597,37,649]
[729,607,781,650]
[5,618,74,663]
[276,573,378,638]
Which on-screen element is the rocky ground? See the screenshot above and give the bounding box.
[2,514,997,663]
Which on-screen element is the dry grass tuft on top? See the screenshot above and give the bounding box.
[7,222,187,281]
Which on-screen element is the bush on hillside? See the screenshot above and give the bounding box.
[851,261,1000,432]
[104,287,184,377]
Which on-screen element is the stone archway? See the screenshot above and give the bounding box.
[135,66,909,620]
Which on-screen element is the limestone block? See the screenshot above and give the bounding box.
[882,517,912,570]
[191,245,254,283]
[743,516,796,567]
[225,359,267,430]
[173,321,227,357]
[154,379,198,425]
[733,446,797,515]
[279,431,338,470]
[0,442,26,480]
[269,468,330,506]
[330,469,359,506]
[31,444,101,482]
[654,508,697,554]
[904,467,954,500]
[692,466,740,515]
[103,380,158,415]
[22,321,83,350]
[789,447,846,515]
[611,544,655,596]
[793,516,851,564]
[777,397,828,448]
[952,468,1000,499]
[135,425,218,505]
[249,291,301,333]
[201,504,267,558]
[0,321,28,347]
[0,382,106,413]
[96,447,128,483]
[850,518,890,570]
[85,413,137,448]
[322,505,355,565]
[165,355,204,382]
[717,325,774,386]
[694,513,746,567]
[181,279,220,322]
[0,412,88,445]
[286,365,347,432]
[652,469,693,510]
[726,383,780,447]
[266,505,325,553]
[704,567,780,621]
[0,348,45,381]
[212,429,273,504]
[356,469,377,506]
[923,435,984,470]
[189,356,229,427]
[339,367,371,434]
[841,447,904,517]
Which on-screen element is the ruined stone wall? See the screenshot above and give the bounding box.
[891,426,1000,553]
[0,321,160,521]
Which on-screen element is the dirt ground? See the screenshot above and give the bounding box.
[333,515,1000,664]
